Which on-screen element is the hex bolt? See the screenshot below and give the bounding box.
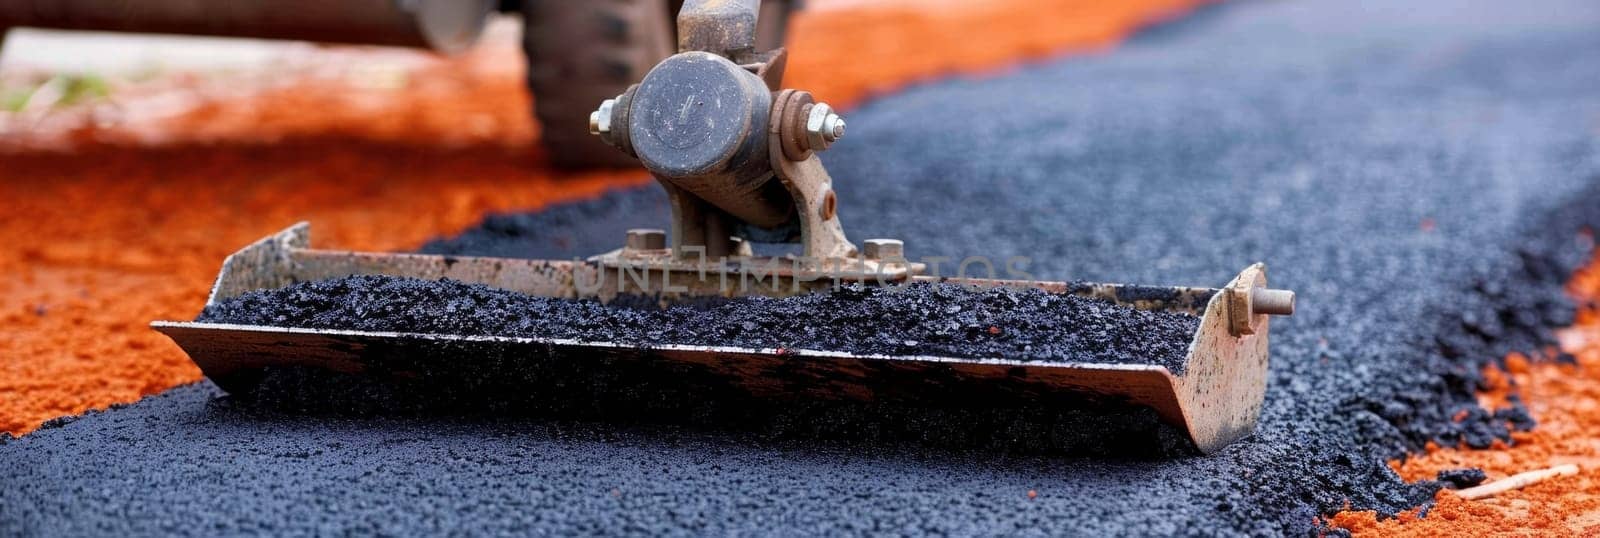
[1251,288,1296,316]
[589,98,616,138]
[862,238,904,261]
[625,228,666,251]
[805,102,845,152]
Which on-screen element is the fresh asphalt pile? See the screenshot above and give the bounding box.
[6,0,1600,535]
[199,276,1201,372]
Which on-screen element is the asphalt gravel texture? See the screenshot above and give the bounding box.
[7,0,1600,535]
[197,276,1202,372]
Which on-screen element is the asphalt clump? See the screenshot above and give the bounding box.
[1436,468,1489,489]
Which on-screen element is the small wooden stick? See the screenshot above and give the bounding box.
[1455,464,1581,500]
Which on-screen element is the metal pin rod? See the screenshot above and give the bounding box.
[1252,288,1295,316]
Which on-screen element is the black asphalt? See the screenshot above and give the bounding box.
[6,0,1600,535]
[198,276,1202,371]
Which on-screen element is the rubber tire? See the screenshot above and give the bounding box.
[522,0,796,170]
[522,0,674,169]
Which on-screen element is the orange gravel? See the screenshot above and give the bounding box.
[1329,249,1600,536]
[787,0,1203,109]
[0,0,1207,436]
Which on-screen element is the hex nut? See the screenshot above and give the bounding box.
[805,102,845,151]
[590,98,616,140]
[625,228,666,250]
[862,238,904,261]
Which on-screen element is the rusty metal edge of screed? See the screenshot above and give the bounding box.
[150,223,1288,453]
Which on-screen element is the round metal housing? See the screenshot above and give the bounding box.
[626,51,793,230]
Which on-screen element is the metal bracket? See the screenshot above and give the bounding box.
[767,93,856,262]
